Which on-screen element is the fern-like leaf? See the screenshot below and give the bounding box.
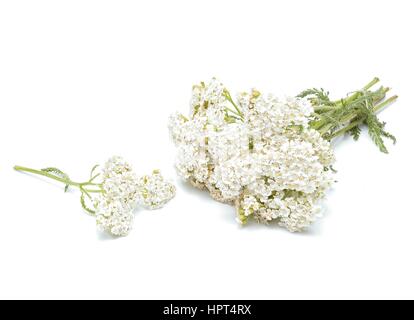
[349,125,361,141]
[366,115,388,153]
[380,122,397,145]
[90,164,99,179]
[297,88,334,106]
[89,164,101,183]
[80,192,96,216]
[41,167,71,192]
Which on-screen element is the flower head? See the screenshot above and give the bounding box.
[90,157,176,236]
[137,170,176,209]
[169,79,335,232]
[95,197,134,236]
[93,156,140,236]
[101,156,140,210]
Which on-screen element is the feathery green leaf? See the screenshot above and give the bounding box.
[80,192,96,215]
[41,167,71,192]
[349,125,361,141]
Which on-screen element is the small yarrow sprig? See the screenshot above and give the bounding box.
[14,156,176,237]
[169,78,397,232]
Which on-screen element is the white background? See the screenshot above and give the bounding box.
[0,0,413,300]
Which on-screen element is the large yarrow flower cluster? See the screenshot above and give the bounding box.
[169,78,336,232]
[169,77,397,232]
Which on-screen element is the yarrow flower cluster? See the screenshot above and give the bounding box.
[95,156,141,236]
[137,170,177,210]
[169,78,397,232]
[15,156,176,237]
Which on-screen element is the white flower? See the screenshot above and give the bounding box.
[95,197,134,236]
[137,170,176,210]
[95,157,176,236]
[278,195,323,232]
[93,156,140,236]
[212,155,257,201]
[101,156,140,210]
[169,79,335,232]
[190,78,227,117]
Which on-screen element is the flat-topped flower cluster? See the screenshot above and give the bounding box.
[96,156,176,236]
[169,79,335,232]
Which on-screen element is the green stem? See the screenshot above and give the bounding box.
[226,107,242,117]
[316,85,390,134]
[332,77,380,106]
[363,77,380,91]
[14,166,103,193]
[224,90,244,119]
[327,95,398,140]
[324,92,393,135]
[373,95,398,113]
[315,78,380,113]
[314,105,337,112]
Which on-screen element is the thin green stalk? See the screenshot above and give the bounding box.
[228,97,243,118]
[226,107,242,117]
[14,165,103,193]
[363,77,380,91]
[314,105,337,112]
[314,84,387,113]
[224,90,244,119]
[372,95,398,113]
[333,77,380,106]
